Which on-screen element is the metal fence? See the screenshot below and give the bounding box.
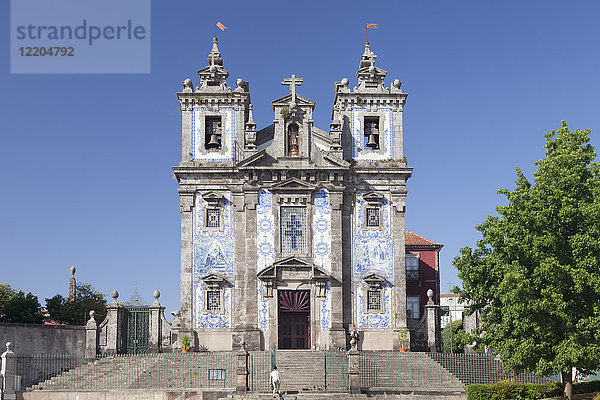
[324,350,348,391]
[16,352,236,390]
[14,350,559,393]
[359,351,557,389]
[249,350,272,392]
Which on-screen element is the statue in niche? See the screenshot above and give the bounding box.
[288,123,299,156]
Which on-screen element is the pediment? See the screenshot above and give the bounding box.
[257,257,330,281]
[272,94,315,108]
[362,191,385,205]
[269,177,318,191]
[202,191,224,205]
[236,149,266,168]
[274,256,312,268]
[363,273,386,288]
[201,273,226,283]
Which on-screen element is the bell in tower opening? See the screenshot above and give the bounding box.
[205,116,222,149]
[364,117,380,149]
[287,123,299,156]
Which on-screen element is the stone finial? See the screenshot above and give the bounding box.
[341,78,349,88]
[6,341,13,352]
[89,310,95,318]
[182,78,193,93]
[427,288,435,305]
[393,79,401,89]
[111,290,119,305]
[86,310,97,329]
[68,266,77,302]
[152,290,161,306]
[207,36,223,66]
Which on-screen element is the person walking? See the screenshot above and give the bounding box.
[270,365,281,397]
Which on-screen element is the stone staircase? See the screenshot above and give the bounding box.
[275,350,339,392]
[26,351,464,394]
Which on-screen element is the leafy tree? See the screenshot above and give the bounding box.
[0,284,17,310]
[442,319,470,353]
[0,290,44,323]
[46,283,107,325]
[453,121,600,399]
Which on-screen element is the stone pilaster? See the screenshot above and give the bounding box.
[392,192,407,333]
[328,190,346,348]
[85,311,98,358]
[1,342,18,399]
[179,192,195,332]
[232,189,261,350]
[342,192,353,337]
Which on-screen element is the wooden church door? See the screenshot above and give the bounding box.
[278,290,310,349]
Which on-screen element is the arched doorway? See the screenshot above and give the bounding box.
[278,290,310,349]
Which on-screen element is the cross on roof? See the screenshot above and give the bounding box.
[281,74,303,104]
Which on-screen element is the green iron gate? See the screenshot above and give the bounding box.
[123,306,149,354]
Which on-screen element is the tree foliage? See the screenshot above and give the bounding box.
[453,122,600,393]
[0,285,44,324]
[45,283,107,325]
[442,319,470,353]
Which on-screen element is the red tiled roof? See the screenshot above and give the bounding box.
[405,230,442,246]
[440,293,459,298]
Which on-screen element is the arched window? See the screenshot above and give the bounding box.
[287,123,299,156]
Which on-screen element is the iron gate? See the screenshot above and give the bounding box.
[123,306,149,354]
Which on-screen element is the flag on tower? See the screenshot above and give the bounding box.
[216,21,227,31]
[366,23,379,29]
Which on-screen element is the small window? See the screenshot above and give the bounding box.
[206,208,221,228]
[407,296,420,320]
[206,290,221,312]
[364,116,379,149]
[209,369,226,380]
[406,253,419,280]
[367,290,382,311]
[366,207,380,228]
[205,116,222,149]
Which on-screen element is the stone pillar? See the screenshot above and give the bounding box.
[68,265,77,302]
[328,190,346,348]
[85,311,98,358]
[179,192,195,333]
[1,342,18,400]
[235,343,249,393]
[149,290,164,354]
[104,290,124,354]
[348,348,360,394]
[391,191,408,349]
[424,289,439,352]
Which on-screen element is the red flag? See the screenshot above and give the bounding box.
[216,21,227,31]
[366,23,378,29]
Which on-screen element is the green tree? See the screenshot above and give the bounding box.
[0,290,44,324]
[442,319,470,353]
[45,283,107,325]
[0,284,17,310]
[453,121,600,399]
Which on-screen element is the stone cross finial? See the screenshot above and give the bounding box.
[281,74,303,104]
[68,266,76,302]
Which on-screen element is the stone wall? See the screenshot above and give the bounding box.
[0,323,85,355]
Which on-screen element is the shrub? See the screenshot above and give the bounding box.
[466,382,562,400]
[573,381,600,395]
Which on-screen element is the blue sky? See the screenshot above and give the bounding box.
[1,0,599,315]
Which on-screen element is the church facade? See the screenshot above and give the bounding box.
[174,38,435,351]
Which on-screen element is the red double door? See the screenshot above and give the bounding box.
[278,290,310,349]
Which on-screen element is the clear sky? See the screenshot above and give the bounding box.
[1,0,599,316]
